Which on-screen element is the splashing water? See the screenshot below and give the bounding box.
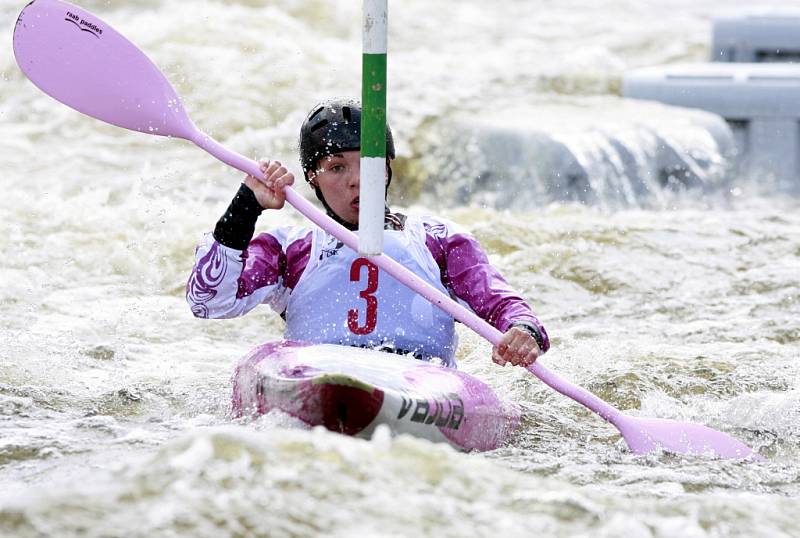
[1,0,800,536]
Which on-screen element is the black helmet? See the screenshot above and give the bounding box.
[299,98,395,179]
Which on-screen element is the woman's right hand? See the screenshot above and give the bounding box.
[244,159,295,210]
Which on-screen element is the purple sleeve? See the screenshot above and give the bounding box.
[239,230,312,295]
[187,230,311,319]
[425,222,550,353]
[234,233,286,299]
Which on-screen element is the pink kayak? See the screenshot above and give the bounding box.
[231,341,521,451]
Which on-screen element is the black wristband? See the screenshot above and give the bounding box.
[510,322,545,351]
[213,184,264,250]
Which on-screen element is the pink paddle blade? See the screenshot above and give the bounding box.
[614,414,764,460]
[13,0,196,139]
[529,362,762,460]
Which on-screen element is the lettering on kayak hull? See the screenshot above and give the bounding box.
[398,392,464,430]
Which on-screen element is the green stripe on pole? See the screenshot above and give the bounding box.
[361,53,387,159]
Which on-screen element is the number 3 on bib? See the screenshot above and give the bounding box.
[348,258,378,335]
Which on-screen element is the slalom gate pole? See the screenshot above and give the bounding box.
[359,0,388,255]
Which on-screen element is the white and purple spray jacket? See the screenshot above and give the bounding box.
[187,214,549,368]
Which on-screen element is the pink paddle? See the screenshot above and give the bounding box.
[13,0,762,460]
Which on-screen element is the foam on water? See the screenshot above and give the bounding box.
[2,426,799,538]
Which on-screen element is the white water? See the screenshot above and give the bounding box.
[1,0,799,536]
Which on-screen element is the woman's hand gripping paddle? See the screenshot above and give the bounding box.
[13,0,762,460]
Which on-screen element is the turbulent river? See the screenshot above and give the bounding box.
[1,0,799,536]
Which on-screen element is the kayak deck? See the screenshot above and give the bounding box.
[231,341,521,451]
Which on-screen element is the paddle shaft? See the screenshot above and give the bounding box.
[192,131,623,426]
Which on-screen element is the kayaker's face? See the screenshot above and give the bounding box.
[310,150,387,226]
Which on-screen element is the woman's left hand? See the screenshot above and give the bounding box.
[492,327,540,367]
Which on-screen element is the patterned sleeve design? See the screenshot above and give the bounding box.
[187,239,229,318]
[186,228,312,319]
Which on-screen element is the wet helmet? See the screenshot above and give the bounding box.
[299,98,396,181]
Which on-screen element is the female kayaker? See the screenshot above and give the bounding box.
[187,98,549,368]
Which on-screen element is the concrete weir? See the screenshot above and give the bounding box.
[411,97,734,209]
[624,63,800,192]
